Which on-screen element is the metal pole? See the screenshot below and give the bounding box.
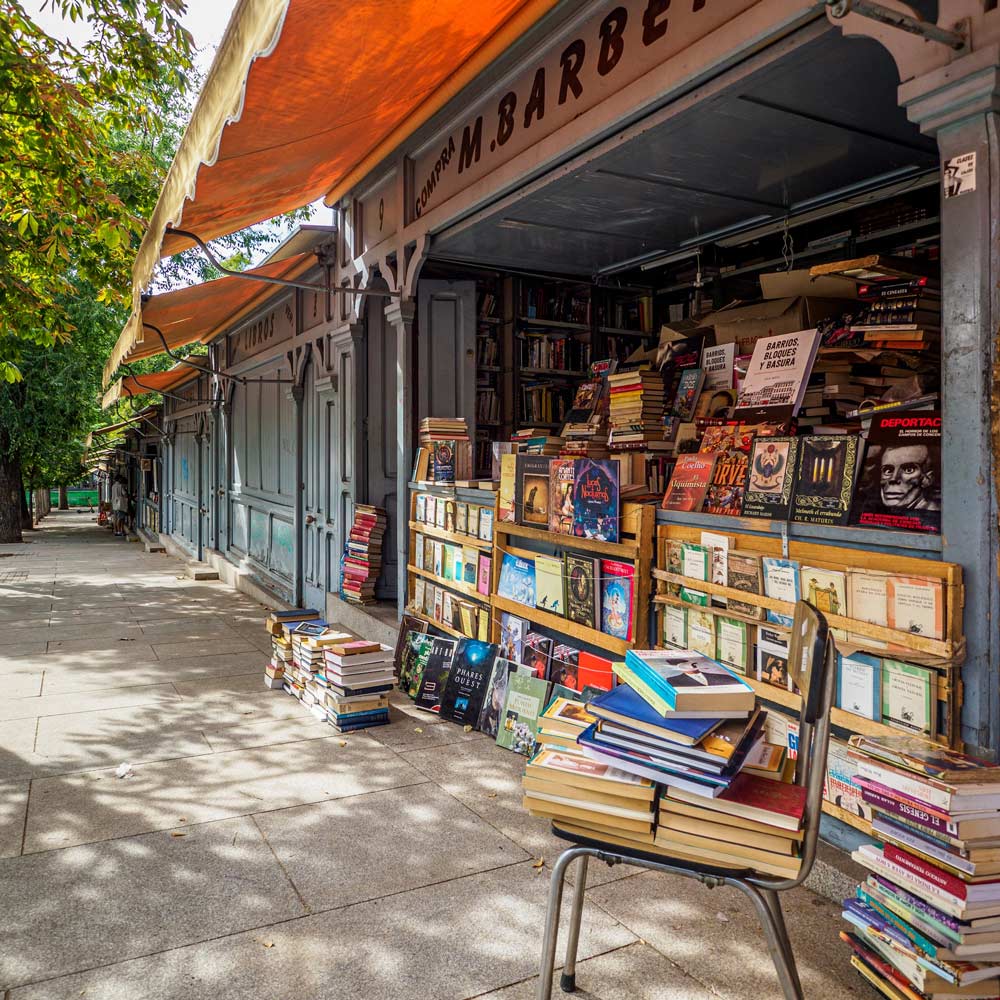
[292,382,306,607]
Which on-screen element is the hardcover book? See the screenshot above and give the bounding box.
[521,632,554,680]
[412,636,456,707]
[847,734,1000,783]
[432,440,457,482]
[662,604,688,649]
[498,452,518,522]
[624,648,755,713]
[548,458,576,534]
[790,434,861,527]
[438,639,499,726]
[852,411,941,534]
[497,553,536,607]
[882,659,935,739]
[601,560,635,642]
[496,671,551,755]
[661,453,717,513]
[741,436,799,520]
[838,650,882,721]
[564,553,599,629]
[573,458,620,543]
[727,550,764,620]
[477,657,519,738]
[535,555,565,615]
[499,611,529,662]
[762,557,800,627]
[516,455,552,527]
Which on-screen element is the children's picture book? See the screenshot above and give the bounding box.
[477,657,519,738]
[837,650,881,721]
[741,436,799,520]
[412,636,456,707]
[548,458,576,534]
[727,550,764,620]
[477,554,491,596]
[662,605,688,649]
[497,553,536,607]
[852,411,941,534]
[790,435,861,527]
[573,458,620,543]
[496,671,551,755]
[882,658,935,739]
[516,455,552,526]
[679,541,709,607]
[762,557,800,628]
[671,367,706,421]
[661,453,717,513]
[600,560,635,642]
[535,555,565,615]
[521,632,553,680]
[499,611,529,662]
[564,552,599,629]
[438,639,499,726]
[498,452,518,522]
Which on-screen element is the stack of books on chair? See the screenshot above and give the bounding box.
[842,735,1000,1000]
[522,647,806,875]
[263,613,393,733]
[341,504,386,605]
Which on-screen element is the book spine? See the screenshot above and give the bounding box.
[854,758,952,811]
[858,851,965,916]
[861,785,958,836]
[883,845,969,900]
[875,818,974,876]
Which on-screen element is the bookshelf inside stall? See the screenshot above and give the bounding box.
[474,276,507,479]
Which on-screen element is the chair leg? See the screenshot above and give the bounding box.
[537,849,581,1000]
[739,884,804,1000]
[560,855,589,993]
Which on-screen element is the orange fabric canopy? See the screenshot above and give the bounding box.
[135,0,556,275]
[102,363,200,410]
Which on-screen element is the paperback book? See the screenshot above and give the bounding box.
[790,435,861,527]
[535,555,565,616]
[477,657,519,738]
[741,436,799,520]
[496,671,551,755]
[565,553,599,629]
[601,560,635,642]
[515,455,552,527]
[497,553,536,607]
[661,453,718,512]
[414,636,457,711]
[573,458,620,543]
[548,458,576,533]
[762,557,800,628]
[438,639,499,726]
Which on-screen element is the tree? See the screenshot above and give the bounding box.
[0,1,193,379]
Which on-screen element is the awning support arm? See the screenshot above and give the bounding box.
[825,1,967,50]
[165,227,400,298]
[144,324,292,385]
[119,364,218,405]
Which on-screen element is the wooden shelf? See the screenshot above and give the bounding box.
[519,368,588,378]
[822,799,873,837]
[517,316,590,332]
[409,521,494,551]
[407,564,490,606]
[498,521,639,559]
[491,593,629,656]
[599,326,652,338]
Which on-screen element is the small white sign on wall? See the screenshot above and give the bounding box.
[943,152,976,198]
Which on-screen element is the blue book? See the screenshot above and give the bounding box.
[837,650,881,721]
[762,557,799,627]
[624,649,754,713]
[587,684,721,746]
[497,553,536,607]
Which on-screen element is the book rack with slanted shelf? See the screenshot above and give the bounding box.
[406,482,499,642]
[491,502,655,657]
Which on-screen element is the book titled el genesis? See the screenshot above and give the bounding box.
[851,411,941,534]
[790,435,860,527]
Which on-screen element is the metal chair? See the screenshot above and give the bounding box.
[536,600,836,1000]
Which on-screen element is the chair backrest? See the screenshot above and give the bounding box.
[771,599,837,888]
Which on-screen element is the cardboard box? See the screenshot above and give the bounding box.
[703,296,843,356]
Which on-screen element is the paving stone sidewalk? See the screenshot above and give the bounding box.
[0,511,867,999]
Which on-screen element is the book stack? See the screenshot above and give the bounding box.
[850,277,940,352]
[560,379,610,459]
[415,417,474,482]
[535,696,597,754]
[323,639,394,732]
[606,368,670,451]
[843,735,1000,999]
[264,608,320,688]
[342,504,386,605]
[265,607,320,636]
[511,428,565,456]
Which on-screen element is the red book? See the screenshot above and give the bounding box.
[667,772,807,832]
[838,932,923,1000]
[661,453,718,512]
[881,844,1000,900]
[578,651,614,692]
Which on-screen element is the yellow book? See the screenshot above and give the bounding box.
[530,813,656,845]
[658,810,797,855]
[522,774,652,813]
[653,829,801,879]
[659,799,804,842]
[525,749,655,802]
[522,796,653,836]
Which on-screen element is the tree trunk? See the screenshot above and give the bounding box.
[0,455,23,543]
[58,485,69,510]
[19,472,33,531]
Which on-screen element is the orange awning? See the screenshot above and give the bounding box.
[130,0,556,298]
[102,363,201,411]
[104,249,317,384]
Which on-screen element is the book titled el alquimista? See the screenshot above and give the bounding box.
[623,648,755,713]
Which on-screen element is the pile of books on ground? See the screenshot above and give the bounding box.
[842,734,1000,999]
[413,417,474,483]
[341,504,386,605]
[263,609,392,733]
[522,647,806,877]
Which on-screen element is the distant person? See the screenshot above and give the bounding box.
[111,477,128,537]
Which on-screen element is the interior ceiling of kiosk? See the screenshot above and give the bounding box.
[430,27,939,276]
